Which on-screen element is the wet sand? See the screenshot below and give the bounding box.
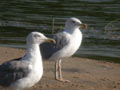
[0,47,120,90]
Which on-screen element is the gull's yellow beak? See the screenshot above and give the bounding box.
[80,24,87,29]
[45,38,56,44]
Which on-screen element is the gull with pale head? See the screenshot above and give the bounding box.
[40,17,87,82]
[0,32,55,90]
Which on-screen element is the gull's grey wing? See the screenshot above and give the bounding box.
[0,58,29,87]
[40,32,69,59]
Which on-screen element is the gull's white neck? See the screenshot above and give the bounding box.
[23,43,42,66]
[64,27,80,34]
[27,44,40,58]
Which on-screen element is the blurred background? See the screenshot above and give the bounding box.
[0,0,120,62]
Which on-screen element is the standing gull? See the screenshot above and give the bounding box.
[0,32,55,90]
[40,17,87,82]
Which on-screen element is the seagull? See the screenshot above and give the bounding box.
[0,32,55,90]
[40,17,87,82]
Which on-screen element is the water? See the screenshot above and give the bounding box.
[0,0,120,62]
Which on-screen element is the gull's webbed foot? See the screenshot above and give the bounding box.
[56,78,71,82]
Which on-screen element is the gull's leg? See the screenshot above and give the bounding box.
[55,60,59,80]
[57,59,70,82]
[58,59,62,79]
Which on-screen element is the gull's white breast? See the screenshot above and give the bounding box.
[50,29,82,60]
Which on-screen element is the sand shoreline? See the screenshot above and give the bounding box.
[0,47,120,90]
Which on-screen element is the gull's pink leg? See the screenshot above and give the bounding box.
[55,59,70,82]
[55,60,59,80]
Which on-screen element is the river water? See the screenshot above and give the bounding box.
[0,0,120,62]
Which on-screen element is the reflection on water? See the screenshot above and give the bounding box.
[0,0,120,62]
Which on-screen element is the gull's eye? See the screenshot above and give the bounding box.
[72,20,76,23]
[34,34,41,38]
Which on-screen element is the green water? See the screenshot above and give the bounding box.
[0,0,120,62]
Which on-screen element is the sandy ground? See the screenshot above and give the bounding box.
[0,47,120,90]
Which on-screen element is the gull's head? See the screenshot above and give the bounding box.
[65,17,87,30]
[26,32,56,44]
